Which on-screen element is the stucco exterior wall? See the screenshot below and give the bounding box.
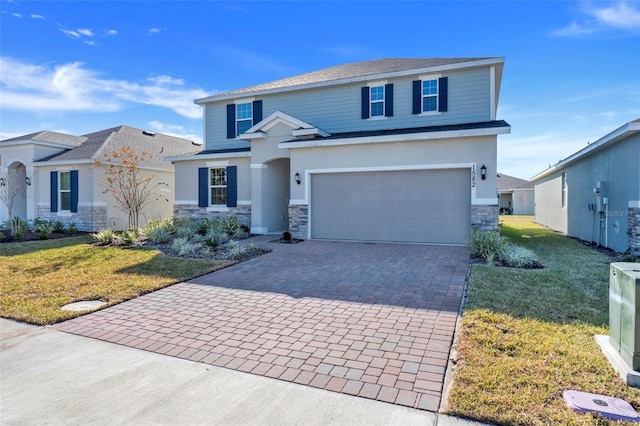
[534,134,639,252]
[512,189,534,215]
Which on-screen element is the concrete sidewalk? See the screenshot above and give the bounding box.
[1,319,487,425]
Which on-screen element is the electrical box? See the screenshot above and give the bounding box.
[596,181,608,212]
[610,263,640,370]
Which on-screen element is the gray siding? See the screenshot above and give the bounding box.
[203,67,491,150]
[534,134,640,252]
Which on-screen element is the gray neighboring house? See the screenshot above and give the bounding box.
[497,173,534,215]
[0,126,199,231]
[169,57,511,244]
[532,118,640,254]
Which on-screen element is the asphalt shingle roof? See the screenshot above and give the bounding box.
[199,57,498,101]
[33,126,200,169]
[0,131,87,147]
[497,173,534,191]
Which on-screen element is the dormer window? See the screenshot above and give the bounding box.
[235,102,253,136]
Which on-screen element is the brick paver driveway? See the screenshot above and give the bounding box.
[55,239,469,411]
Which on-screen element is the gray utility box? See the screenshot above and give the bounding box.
[610,263,640,370]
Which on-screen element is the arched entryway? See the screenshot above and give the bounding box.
[2,162,28,220]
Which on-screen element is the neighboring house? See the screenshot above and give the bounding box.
[0,126,199,231]
[169,58,511,244]
[532,118,640,254]
[497,173,534,215]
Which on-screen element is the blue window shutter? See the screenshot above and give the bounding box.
[384,84,394,117]
[226,104,236,139]
[226,166,237,208]
[438,77,448,112]
[70,170,79,213]
[50,171,58,212]
[198,167,208,207]
[361,87,370,119]
[252,100,262,125]
[412,80,421,114]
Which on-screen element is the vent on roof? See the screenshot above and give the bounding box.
[192,141,203,146]
[142,130,156,137]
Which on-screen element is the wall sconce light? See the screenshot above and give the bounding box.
[0,177,5,187]
[480,164,487,180]
[25,177,31,186]
[295,172,301,185]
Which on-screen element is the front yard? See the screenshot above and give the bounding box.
[446,216,640,425]
[0,236,232,325]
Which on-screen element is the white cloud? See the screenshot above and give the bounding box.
[552,1,640,37]
[0,57,208,119]
[30,14,45,20]
[77,28,94,37]
[148,121,203,145]
[60,28,81,39]
[149,28,163,35]
[11,12,21,18]
[107,29,117,35]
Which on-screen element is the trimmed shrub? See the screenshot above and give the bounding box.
[65,222,78,235]
[147,226,172,244]
[92,228,118,245]
[35,222,55,240]
[500,244,540,268]
[470,230,508,265]
[52,221,65,233]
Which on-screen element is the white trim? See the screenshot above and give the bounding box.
[0,140,80,150]
[250,163,268,169]
[531,119,640,181]
[174,200,199,205]
[367,116,388,121]
[166,151,251,162]
[367,80,388,87]
[245,111,316,133]
[56,212,72,217]
[195,58,505,104]
[237,200,252,206]
[418,111,442,117]
[279,126,511,149]
[206,160,229,167]
[472,198,499,205]
[207,206,229,212]
[239,131,266,140]
[233,97,255,104]
[419,73,441,80]
[489,66,496,121]
[33,159,93,167]
[291,128,331,137]
[289,199,307,206]
[629,201,640,208]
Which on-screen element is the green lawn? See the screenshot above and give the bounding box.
[0,236,232,325]
[446,216,640,425]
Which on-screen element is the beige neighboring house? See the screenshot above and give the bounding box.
[497,173,534,215]
[0,125,199,231]
[169,57,511,244]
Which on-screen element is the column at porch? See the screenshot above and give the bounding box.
[250,163,268,234]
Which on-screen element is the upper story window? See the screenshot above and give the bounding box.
[210,168,227,206]
[413,77,448,115]
[421,79,438,112]
[370,86,385,117]
[235,102,253,136]
[59,171,71,211]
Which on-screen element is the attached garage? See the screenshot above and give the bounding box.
[310,168,471,244]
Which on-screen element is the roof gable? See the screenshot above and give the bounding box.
[497,173,534,191]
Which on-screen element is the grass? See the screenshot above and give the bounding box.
[445,216,640,425]
[0,236,233,325]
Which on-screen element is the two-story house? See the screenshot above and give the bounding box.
[168,58,510,244]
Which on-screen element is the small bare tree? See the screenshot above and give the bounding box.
[0,175,25,219]
[93,146,168,230]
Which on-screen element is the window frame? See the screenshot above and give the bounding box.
[235,102,253,136]
[59,171,71,212]
[561,172,567,208]
[421,78,439,114]
[209,167,228,206]
[369,85,385,118]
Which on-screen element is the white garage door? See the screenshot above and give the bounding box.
[310,169,471,244]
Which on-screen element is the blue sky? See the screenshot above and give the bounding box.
[1,1,638,179]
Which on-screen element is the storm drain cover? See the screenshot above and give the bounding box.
[61,300,107,312]
[563,390,640,422]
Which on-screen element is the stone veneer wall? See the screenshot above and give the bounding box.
[288,205,308,239]
[173,204,251,228]
[471,205,499,232]
[37,205,107,232]
[629,207,640,255]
